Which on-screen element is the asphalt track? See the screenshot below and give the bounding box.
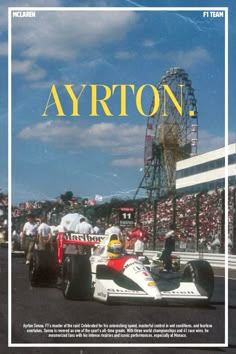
[1,247,236,354]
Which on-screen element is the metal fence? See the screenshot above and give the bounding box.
[143,250,236,270]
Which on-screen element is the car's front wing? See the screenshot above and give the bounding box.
[93,279,208,303]
[93,278,158,302]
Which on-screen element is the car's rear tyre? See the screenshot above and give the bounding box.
[182,260,214,300]
[29,249,57,286]
[62,255,91,300]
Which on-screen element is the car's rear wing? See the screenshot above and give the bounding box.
[57,232,106,264]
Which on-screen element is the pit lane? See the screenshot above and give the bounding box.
[1,247,236,350]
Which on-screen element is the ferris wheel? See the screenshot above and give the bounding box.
[135,67,198,200]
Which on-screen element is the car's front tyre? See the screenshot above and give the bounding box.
[62,255,91,300]
[182,260,214,301]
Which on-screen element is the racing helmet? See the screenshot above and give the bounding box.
[107,239,123,258]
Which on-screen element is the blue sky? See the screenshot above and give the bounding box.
[0,0,235,204]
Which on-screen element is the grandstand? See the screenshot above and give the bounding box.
[176,143,236,194]
[136,143,236,253]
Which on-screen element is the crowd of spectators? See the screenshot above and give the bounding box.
[0,193,8,242]
[229,186,236,238]
[128,188,234,252]
[8,186,236,253]
[198,189,223,241]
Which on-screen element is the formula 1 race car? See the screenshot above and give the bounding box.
[29,231,214,305]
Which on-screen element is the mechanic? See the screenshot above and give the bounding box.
[210,233,221,253]
[12,229,21,251]
[105,223,122,237]
[37,217,53,251]
[93,224,101,234]
[75,217,94,234]
[50,225,59,251]
[65,217,93,255]
[22,214,38,264]
[160,223,176,272]
[129,222,149,256]
[228,237,233,254]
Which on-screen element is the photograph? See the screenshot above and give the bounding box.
[0,0,236,352]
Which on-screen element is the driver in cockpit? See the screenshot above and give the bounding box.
[106,238,124,259]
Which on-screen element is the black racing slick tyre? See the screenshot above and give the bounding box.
[62,255,91,300]
[182,260,214,300]
[29,249,57,286]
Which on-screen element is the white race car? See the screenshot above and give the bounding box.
[53,232,214,305]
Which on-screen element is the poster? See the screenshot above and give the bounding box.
[1,0,235,352]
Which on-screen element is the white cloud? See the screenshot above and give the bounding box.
[229,131,236,144]
[114,50,136,60]
[12,10,138,61]
[174,47,211,69]
[142,39,155,48]
[0,42,7,56]
[26,66,47,81]
[12,60,32,74]
[18,121,236,167]
[9,8,138,85]
[18,120,146,166]
[112,157,143,167]
[30,80,61,89]
[12,59,46,81]
[198,129,236,153]
[145,46,211,69]
[83,58,112,68]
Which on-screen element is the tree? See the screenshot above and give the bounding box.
[60,191,73,202]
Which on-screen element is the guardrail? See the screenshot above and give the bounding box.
[2,240,236,270]
[143,250,236,270]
